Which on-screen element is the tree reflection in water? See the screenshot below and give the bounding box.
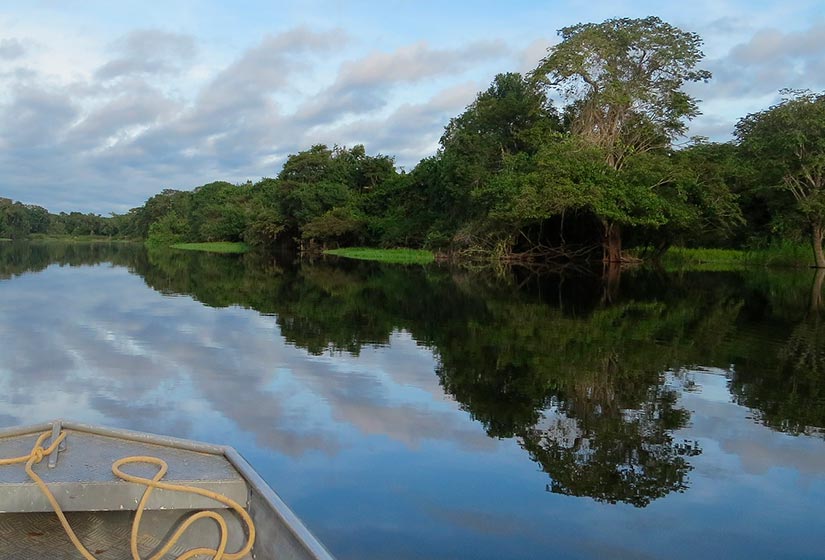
[2,241,824,506]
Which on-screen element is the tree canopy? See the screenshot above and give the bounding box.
[736,91,825,267]
[533,16,711,170]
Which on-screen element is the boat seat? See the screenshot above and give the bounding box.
[0,429,248,513]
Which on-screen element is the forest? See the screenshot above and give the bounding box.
[2,16,824,267]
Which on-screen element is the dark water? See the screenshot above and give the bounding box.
[1,242,824,559]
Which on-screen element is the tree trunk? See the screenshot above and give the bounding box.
[811,268,824,313]
[813,222,825,269]
[601,261,621,305]
[602,220,622,263]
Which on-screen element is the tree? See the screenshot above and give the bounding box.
[278,144,341,184]
[278,144,396,192]
[441,72,559,178]
[189,181,248,242]
[0,198,31,239]
[302,206,366,247]
[243,179,285,249]
[130,189,192,239]
[665,141,746,250]
[440,73,559,226]
[736,91,825,268]
[415,73,563,255]
[532,17,711,261]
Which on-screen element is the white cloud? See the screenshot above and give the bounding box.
[681,20,825,140]
[295,40,509,125]
[95,30,197,81]
[0,37,25,59]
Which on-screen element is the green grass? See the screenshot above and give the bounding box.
[741,242,813,268]
[0,237,11,242]
[170,242,249,254]
[659,247,747,268]
[324,247,434,264]
[660,243,813,269]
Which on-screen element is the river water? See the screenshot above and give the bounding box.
[0,241,823,559]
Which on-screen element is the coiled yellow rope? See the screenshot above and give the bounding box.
[0,430,256,559]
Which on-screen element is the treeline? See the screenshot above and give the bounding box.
[0,197,119,239]
[4,17,824,266]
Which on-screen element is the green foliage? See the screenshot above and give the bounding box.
[657,247,747,269]
[278,144,396,193]
[189,181,248,242]
[436,73,560,242]
[659,243,812,269]
[170,242,249,253]
[441,72,559,182]
[741,242,812,267]
[80,144,401,252]
[146,211,189,247]
[533,16,711,168]
[362,158,452,248]
[525,17,714,260]
[302,206,366,246]
[736,90,825,266]
[244,206,285,248]
[662,141,746,247]
[0,197,120,240]
[0,198,31,239]
[242,179,285,248]
[279,181,351,229]
[323,247,434,264]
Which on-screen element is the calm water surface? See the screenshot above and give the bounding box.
[0,242,824,559]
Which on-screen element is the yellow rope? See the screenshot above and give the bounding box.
[0,430,256,560]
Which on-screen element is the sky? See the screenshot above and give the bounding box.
[0,0,823,213]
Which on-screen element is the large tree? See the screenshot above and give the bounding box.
[736,91,825,268]
[435,72,561,253]
[532,17,711,262]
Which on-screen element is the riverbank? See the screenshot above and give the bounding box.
[27,234,135,243]
[321,244,814,268]
[170,242,249,254]
[660,244,812,269]
[324,247,434,264]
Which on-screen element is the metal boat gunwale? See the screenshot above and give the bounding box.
[0,418,335,560]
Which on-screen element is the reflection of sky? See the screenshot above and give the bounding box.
[1,264,824,559]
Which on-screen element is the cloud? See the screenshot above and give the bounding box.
[307,82,480,166]
[677,20,825,141]
[693,21,825,102]
[338,40,507,88]
[95,30,197,80]
[0,38,25,60]
[67,82,182,151]
[0,20,510,212]
[729,23,825,65]
[678,370,825,478]
[0,84,79,157]
[205,26,346,103]
[0,27,354,211]
[295,40,508,125]
[124,28,347,172]
[518,38,553,73]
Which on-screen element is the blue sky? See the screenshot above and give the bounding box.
[1,0,823,212]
